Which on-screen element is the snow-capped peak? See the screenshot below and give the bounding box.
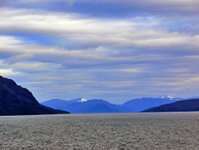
[80,98,87,102]
[160,96,174,99]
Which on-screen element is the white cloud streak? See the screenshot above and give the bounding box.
[1,8,199,49]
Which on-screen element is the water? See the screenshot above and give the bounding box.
[0,112,199,149]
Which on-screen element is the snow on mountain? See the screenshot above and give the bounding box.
[80,98,87,102]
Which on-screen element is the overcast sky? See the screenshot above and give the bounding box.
[0,0,199,103]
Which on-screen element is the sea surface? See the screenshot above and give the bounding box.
[0,112,199,150]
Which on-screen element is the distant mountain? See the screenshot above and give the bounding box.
[42,98,83,111]
[42,96,185,113]
[42,98,123,113]
[0,76,69,115]
[143,99,199,112]
[122,96,183,112]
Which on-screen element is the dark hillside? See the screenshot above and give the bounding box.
[0,76,69,115]
[143,99,199,112]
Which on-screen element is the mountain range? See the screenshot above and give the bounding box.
[0,76,69,115]
[42,96,184,113]
[42,98,124,113]
[122,96,182,112]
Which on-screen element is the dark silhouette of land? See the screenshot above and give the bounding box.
[0,76,69,115]
[144,99,199,112]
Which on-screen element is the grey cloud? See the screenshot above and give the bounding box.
[0,2,199,102]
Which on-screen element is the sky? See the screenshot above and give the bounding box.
[0,0,199,103]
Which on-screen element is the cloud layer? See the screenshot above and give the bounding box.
[0,0,199,103]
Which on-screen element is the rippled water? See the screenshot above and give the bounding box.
[0,112,199,150]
